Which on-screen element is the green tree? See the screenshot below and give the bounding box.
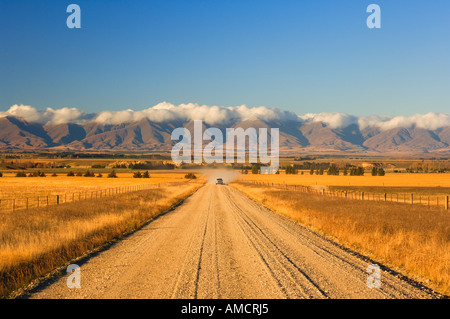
[84,170,95,177]
[350,167,364,176]
[327,164,339,176]
[285,165,298,175]
[357,167,364,176]
[371,167,377,176]
[107,170,118,178]
[251,164,259,174]
[143,171,150,178]
[377,168,385,176]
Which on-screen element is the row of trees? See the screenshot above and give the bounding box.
[15,170,47,177]
[66,170,118,178]
[246,164,371,176]
[6,171,62,177]
[242,163,368,176]
[3,160,68,169]
[13,170,114,178]
[408,161,450,173]
[306,165,366,176]
[113,161,175,170]
[294,161,333,170]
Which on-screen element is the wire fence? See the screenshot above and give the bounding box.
[0,181,185,213]
[250,181,450,211]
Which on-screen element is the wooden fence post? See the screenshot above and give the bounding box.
[384,193,387,201]
[410,193,414,205]
[446,196,449,210]
[361,192,364,200]
[57,195,60,205]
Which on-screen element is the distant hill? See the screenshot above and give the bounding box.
[1,115,450,154]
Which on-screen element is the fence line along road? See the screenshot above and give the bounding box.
[249,181,450,211]
[0,181,184,213]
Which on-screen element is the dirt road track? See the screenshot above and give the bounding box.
[27,184,437,299]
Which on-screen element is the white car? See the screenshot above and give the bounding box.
[216,178,224,185]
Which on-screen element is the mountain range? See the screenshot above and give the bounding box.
[1,115,450,154]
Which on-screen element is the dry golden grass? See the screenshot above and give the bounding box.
[231,181,450,296]
[0,172,187,200]
[240,172,450,188]
[0,179,204,298]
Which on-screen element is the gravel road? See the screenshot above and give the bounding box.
[27,184,437,299]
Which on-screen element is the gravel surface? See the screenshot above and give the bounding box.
[27,184,438,299]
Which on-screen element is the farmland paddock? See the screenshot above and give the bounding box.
[248,181,450,211]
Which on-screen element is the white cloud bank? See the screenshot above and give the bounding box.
[93,102,297,126]
[1,103,449,131]
[0,104,86,125]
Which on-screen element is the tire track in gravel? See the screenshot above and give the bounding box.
[221,188,328,299]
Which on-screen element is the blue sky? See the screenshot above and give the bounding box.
[1,0,449,116]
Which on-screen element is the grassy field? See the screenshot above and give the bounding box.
[0,178,204,298]
[328,186,450,196]
[231,181,450,296]
[240,172,450,188]
[0,171,188,199]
